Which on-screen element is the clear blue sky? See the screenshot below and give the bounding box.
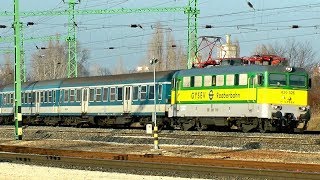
[1,0,320,72]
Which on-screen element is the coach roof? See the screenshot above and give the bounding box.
[60,70,177,88]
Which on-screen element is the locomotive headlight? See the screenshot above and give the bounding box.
[299,106,308,111]
[272,105,282,110]
[285,66,293,72]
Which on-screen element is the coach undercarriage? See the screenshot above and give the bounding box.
[0,111,309,133]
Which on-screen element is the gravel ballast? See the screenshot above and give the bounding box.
[0,162,208,180]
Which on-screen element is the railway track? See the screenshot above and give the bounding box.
[0,145,319,179]
[1,126,319,147]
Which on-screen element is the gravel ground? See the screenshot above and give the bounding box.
[0,126,319,153]
[0,162,209,180]
[1,126,320,164]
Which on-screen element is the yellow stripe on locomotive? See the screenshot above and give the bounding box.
[257,88,307,106]
[173,88,256,103]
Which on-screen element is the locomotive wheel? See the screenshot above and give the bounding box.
[259,119,270,133]
[180,122,194,131]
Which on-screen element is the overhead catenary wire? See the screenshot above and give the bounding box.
[2,1,320,72]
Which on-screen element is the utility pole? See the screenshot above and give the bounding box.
[13,0,22,140]
[66,0,79,78]
[20,24,26,82]
[186,0,199,69]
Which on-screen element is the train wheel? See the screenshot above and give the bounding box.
[180,122,194,131]
[259,119,270,133]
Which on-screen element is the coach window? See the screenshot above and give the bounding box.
[48,91,52,103]
[22,93,25,104]
[149,85,155,100]
[6,94,9,104]
[194,76,202,87]
[140,85,147,100]
[133,86,138,101]
[216,75,224,86]
[239,74,248,86]
[44,91,48,103]
[64,89,69,102]
[183,77,191,87]
[76,89,81,102]
[7,94,10,104]
[110,87,116,101]
[53,91,56,103]
[4,94,7,105]
[226,74,235,86]
[89,88,95,102]
[103,88,108,102]
[30,93,33,103]
[11,93,14,104]
[70,89,75,102]
[28,92,35,104]
[9,93,12,104]
[158,84,162,100]
[25,93,29,104]
[24,93,28,104]
[96,88,102,102]
[2,94,4,105]
[5,94,8,104]
[117,87,123,101]
[24,93,27,104]
[204,76,212,86]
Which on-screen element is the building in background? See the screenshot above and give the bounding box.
[218,34,239,59]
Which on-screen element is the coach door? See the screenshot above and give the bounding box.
[247,75,256,111]
[81,88,89,113]
[35,91,41,114]
[123,86,132,113]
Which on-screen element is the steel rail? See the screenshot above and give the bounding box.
[0,145,319,179]
[0,151,319,179]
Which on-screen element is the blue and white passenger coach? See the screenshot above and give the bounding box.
[0,71,177,127]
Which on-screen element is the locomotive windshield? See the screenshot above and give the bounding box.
[269,74,287,86]
[289,75,307,87]
[269,73,307,88]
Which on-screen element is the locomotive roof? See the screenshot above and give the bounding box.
[173,65,307,77]
[60,70,177,88]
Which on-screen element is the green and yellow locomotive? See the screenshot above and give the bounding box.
[169,57,310,132]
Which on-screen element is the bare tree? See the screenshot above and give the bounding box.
[140,22,188,71]
[253,39,316,69]
[0,53,14,85]
[176,42,187,70]
[76,43,90,77]
[31,39,67,81]
[147,22,164,71]
[30,38,90,81]
[90,63,112,76]
[113,57,127,74]
[165,31,177,70]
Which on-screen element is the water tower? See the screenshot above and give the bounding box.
[218,35,239,58]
